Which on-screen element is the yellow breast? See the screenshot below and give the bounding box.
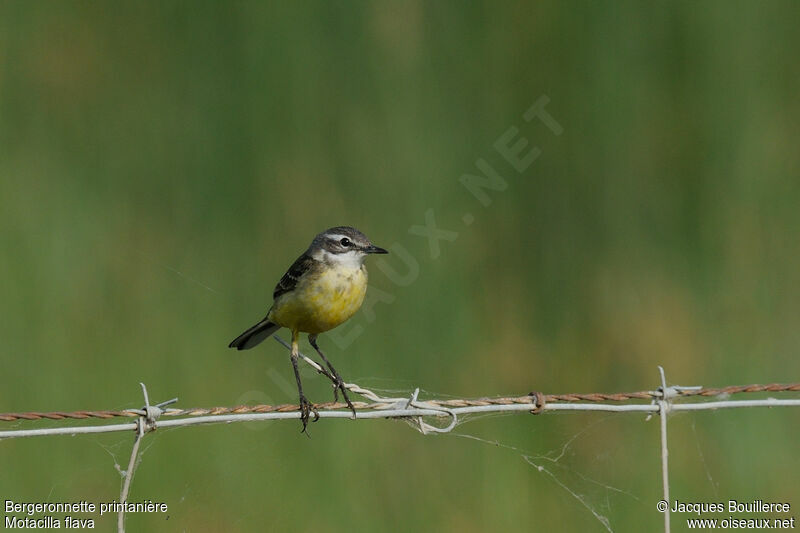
[269,265,368,334]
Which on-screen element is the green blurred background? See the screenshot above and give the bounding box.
[1,1,799,531]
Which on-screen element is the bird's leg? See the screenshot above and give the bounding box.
[291,330,318,433]
[308,334,356,419]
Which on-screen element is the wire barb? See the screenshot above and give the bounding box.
[395,388,458,434]
[129,382,178,435]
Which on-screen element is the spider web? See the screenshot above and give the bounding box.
[353,382,647,532]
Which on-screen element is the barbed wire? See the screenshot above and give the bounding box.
[4,336,797,429]
[1,382,798,424]
[1,380,799,438]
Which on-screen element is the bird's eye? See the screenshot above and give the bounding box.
[340,237,352,247]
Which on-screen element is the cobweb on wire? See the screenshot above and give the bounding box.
[357,380,641,533]
[447,415,638,533]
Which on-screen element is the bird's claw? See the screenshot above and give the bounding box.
[298,394,319,434]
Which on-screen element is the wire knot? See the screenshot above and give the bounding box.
[135,383,178,436]
[528,391,547,414]
[391,388,458,435]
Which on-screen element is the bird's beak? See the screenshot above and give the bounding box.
[365,244,389,254]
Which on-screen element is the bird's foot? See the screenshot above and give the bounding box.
[298,394,319,434]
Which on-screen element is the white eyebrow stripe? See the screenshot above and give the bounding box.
[325,234,350,241]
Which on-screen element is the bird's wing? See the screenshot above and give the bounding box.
[273,253,320,299]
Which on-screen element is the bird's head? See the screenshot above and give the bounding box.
[309,226,388,267]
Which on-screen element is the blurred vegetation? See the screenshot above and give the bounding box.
[1,1,799,531]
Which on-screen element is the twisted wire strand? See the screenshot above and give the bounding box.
[2,382,798,423]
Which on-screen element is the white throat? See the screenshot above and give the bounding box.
[312,248,366,269]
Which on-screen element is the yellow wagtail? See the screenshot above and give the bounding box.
[229,226,388,432]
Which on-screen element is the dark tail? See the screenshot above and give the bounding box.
[228,319,281,350]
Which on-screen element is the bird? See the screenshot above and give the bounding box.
[229,226,388,432]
